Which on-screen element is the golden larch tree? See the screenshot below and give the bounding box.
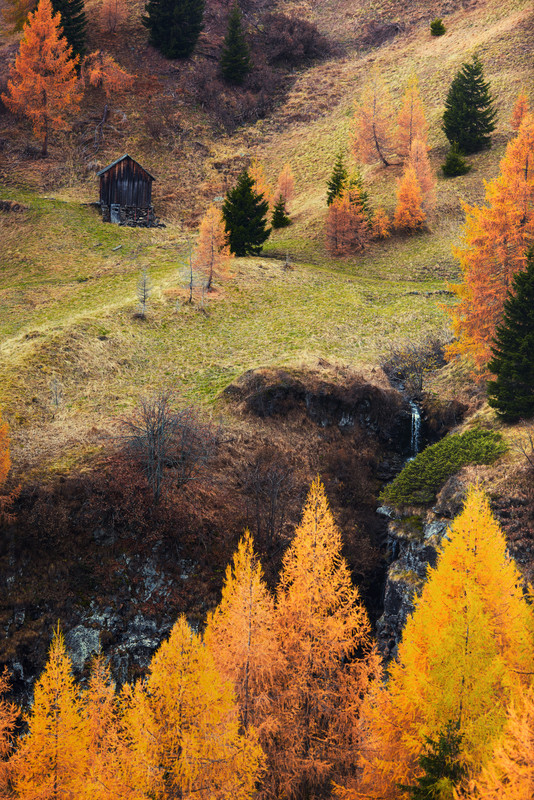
[393,164,426,232]
[142,615,264,800]
[510,90,530,131]
[12,626,87,800]
[193,204,233,291]
[275,163,295,212]
[76,655,124,800]
[0,412,10,489]
[250,159,274,209]
[372,206,391,239]
[351,72,397,167]
[326,189,370,255]
[448,112,534,370]
[408,137,436,210]
[346,486,534,800]
[462,688,534,800]
[204,529,280,731]
[0,670,18,798]
[267,478,380,800]
[83,51,134,97]
[1,0,82,156]
[397,74,428,159]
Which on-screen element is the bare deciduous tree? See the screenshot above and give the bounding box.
[121,392,220,503]
[137,269,151,318]
[381,334,449,397]
[237,447,294,549]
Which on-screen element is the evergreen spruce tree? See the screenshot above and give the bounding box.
[488,249,534,422]
[441,142,471,177]
[326,153,347,205]
[442,54,497,153]
[271,194,291,229]
[51,0,86,59]
[220,2,252,86]
[222,170,270,256]
[401,724,466,799]
[348,167,372,221]
[142,0,204,59]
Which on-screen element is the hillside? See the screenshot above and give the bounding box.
[0,0,534,711]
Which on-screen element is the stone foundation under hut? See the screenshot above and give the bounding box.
[101,204,157,227]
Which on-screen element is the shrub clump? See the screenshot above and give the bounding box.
[380,428,506,506]
[261,13,330,65]
[442,143,471,177]
[430,18,446,36]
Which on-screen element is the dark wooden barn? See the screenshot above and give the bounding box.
[97,154,157,227]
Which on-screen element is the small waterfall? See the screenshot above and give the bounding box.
[409,400,422,458]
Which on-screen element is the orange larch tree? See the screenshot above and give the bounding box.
[275,163,295,212]
[408,137,436,210]
[1,0,82,156]
[141,616,264,800]
[250,159,274,209]
[0,412,10,489]
[193,204,233,291]
[326,189,370,255]
[448,112,534,370]
[343,486,534,800]
[12,626,87,800]
[267,478,380,800]
[393,164,426,232]
[0,670,18,798]
[510,90,530,131]
[204,530,280,732]
[462,688,534,800]
[83,50,134,97]
[372,206,391,239]
[351,73,397,167]
[397,74,428,159]
[99,0,127,34]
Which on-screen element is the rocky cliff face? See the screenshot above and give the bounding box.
[376,476,467,660]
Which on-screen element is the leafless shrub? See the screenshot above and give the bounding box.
[136,268,151,318]
[381,333,449,397]
[259,13,331,65]
[517,431,534,471]
[236,446,294,549]
[121,392,220,503]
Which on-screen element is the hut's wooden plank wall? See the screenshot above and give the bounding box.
[99,156,153,208]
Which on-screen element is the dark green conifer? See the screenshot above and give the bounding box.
[401,723,466,800]
[271,194,291,229]
[326,153,347,206]
[51,0,86,60]
[430,18,446,36]
[488,250,534,422]
[442,54,497,154]
[348,167,372,222]
[220,3,252,86]
[441,143,471,177]
[142,0,204,59]
[222,171,270,256]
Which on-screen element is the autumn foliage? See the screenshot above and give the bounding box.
[408,137,436,210]
[448,112,534,370]
[327,190,370,255]
[351,73,397,167]
[393,164,426,232]
[193,204,233,290]
[344,486,534,800]
[510,90,530,131]
[83,50,134,97]
[397,75,428,158]
[0,412,10,489]
[2,0,81,156]
[275,163,295,211]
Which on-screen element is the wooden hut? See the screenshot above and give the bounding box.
[97,154,156,226]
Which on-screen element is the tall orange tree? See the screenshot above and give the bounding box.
[12,626,87,800]
[137,616,263,800]
[193,205,233,291]
[0,670,18,798]
[397,74,428,159]
[2,0,81,155]
[510,90,530,131]
[462,688,534,800]
[267,478,380,800]
[343,486,534,800]
[0,412,10,489]
[408,137,436,210]
[204,530,280,732]
[351,73,397,167]
[275,163,295,212]
[393,164,426,232]
[449,112,534,370]
[326,189,370,255]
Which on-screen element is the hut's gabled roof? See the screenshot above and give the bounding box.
[97,154,156,181]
